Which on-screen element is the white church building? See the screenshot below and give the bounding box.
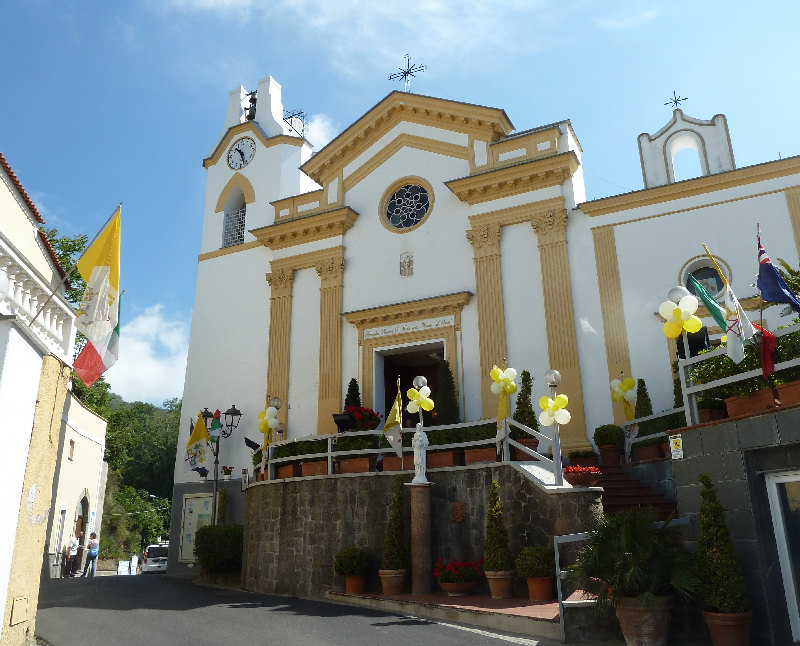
[170,76,800,566]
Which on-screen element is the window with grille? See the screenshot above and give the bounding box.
[222,206,246,247]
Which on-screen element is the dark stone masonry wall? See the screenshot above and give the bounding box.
[672,407,800,646]
[242,464,601,599]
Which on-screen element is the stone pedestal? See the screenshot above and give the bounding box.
[408,482,432,594]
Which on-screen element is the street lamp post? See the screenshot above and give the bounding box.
[201,405,242,525]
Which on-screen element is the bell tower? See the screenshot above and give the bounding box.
[638,109,735,188]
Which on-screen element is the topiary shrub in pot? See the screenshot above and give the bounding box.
[569,508,698,646]
[516,545,555,601]
[334,547,370,594]
[510,370,540,459]
[379,476,409,595]
[483,480,515,599]
[697,474,751,646]
[593,424,624,466]
[194,524,244,584]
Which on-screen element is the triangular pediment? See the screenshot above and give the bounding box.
[300,92,514,185]
[203,121,306,169]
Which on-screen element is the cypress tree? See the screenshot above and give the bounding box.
[344,378,362,409]
[436,359,460,424]
[512,370,538,430]
[483,481,514,571]
[381,476,409,570]
[634,378,653,419]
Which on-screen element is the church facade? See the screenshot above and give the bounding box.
[173,74,800,500]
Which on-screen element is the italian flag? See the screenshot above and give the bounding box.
[73,207,121,387]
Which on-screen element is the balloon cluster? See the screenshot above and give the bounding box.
[658,294,702,338]
[490,365,518,394]
[610,377,636,404]
[539,394,571,426]
[406,386,434,414]
[257,406,279,445]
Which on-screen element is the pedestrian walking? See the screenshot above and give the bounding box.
[81,533,99,577]
[67,532,82,577]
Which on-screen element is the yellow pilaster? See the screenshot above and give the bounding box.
[465,222,507,419]
[265,268,293,426]
[531,208,590,450]
[315,249,345,434]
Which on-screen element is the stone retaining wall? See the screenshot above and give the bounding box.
[242,463,601,599]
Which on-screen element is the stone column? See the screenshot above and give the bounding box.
[531,209,590,450]
[265,268,294,425]
[408,483,433,594]
[466,222,507,419]
[315,250,345,433]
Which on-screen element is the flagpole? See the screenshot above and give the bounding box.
[397,376,403,471]
[28,203,122,327]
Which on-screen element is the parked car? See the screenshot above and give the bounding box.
[140,543,169,574]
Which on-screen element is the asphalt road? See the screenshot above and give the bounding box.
[36,575,559,646]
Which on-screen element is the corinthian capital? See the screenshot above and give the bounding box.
[531,209,568,246]
[265,268,294,296]
[466,223,501,259]
[315,256,345,287]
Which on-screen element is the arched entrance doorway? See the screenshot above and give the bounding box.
[379,342,446,426]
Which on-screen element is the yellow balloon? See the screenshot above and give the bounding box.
[684,316,702,333]
[490,365,502,381]
[258,410,266,420]
[505,382,517,394]
[259,420,268,432]
[663,321,683,338]
[621,378,635,390]
[611,391,623,402]
[539,396,552,410]
[554,394,568,409]
[407,388,419,400]
[421,398,435,411]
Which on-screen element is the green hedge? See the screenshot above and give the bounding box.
[194,525,243,574]
[273,436,329,460]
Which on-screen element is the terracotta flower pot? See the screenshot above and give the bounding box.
[598,444,622,466]
[702,610,752,646]
[725,388,778,417]
[275,463,301,479]
[344,574,366,594]
[635,444,661,461]
[511,437,539,461]
[438,580,477,596]
[338,456,374,474]
[464,447,497,465]
[485,570,514,599]
[357,418,381,430]
[378,569,406,595]
[300,459,328,476]
[699,407,728,423]
[659,442,670,459]
[381,455,407,472]
[563,471,600,487]
[427,450,459,468]
[616,596,672,646]
[526,576,554,601]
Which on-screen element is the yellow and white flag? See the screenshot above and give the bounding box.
[383,379,403,458]
[75,206,121,345]
[184,413,212,472]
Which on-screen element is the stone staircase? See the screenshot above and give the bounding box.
[598,464,677,520]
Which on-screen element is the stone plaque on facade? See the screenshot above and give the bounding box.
[451,502,466,523]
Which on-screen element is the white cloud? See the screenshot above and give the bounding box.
[305,113,337,151]
[595,8,660,30]
[104,304,189,406]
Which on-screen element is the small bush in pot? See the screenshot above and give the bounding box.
[483,480,515,598]
[697,474,751,646]
[516,545,555,601]
[593,423,624,466]
[334,547,370,594]
[194,525,243,582]
[379,476,409,594]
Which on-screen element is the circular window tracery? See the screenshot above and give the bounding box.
[385,184,430,229]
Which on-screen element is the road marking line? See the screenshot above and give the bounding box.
[433,620,545,644]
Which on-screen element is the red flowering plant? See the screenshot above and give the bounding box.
[343,405,382,422]
[563,465,601,474]
[221,465,234,476]
[433,558,484,583]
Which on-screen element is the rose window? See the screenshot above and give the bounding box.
[385,184,430,229]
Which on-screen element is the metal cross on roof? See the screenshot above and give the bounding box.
[664,91,688,109]
[388,55,427,92]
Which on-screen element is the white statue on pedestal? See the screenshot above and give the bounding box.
[411,423,429,484]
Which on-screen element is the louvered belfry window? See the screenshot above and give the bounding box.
[222,206,246,247]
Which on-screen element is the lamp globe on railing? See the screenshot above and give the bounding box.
[544,370,561,388]
[200,407,214,430]
[222,404,242,438]
[412,375,427,389]
[268,396,283,410]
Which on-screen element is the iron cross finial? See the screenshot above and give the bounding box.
[388,55,427,92]
[664,91,688,109]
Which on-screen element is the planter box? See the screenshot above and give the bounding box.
[275,463,301,479]
[382,455,408,472]
[563,471,601,487]
[427,450,459,468]
[300,459,328,476]
[634,444,661,461]
[698,407,728,423]
[598,444,622,466]
[511,437,539,461]
[338,456,376,474]
[722,380,800,418]
[464,447,498,465]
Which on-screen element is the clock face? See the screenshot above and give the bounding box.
[227,137,256,170]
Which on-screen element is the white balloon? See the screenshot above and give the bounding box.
[658,300,676,319]
[268,418,278,429]
[610,379,621,390]
[490,382,503,395]
[539,411,555,426]
[407,401,419,414]
[554,409,572,425]
[678,294,699,314]
[266,406,278,418]
[419,386,431,398]
[623,390,636,402]
[504,368,517,381]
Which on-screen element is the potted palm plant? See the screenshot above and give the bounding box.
[483,481,515,598]
[515,545,555,601]
[379,476,409,595]
[593,424,624,466]
[334,547,370,594]
[697,474,751,646]
[569,508,698,646]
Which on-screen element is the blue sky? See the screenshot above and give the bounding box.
[2,1,799,405]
